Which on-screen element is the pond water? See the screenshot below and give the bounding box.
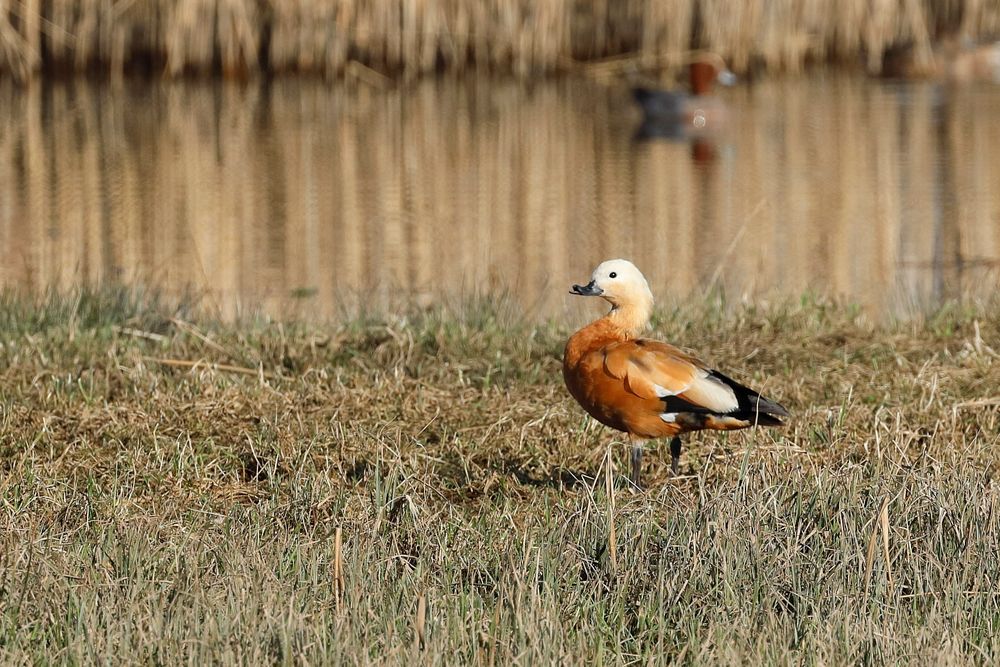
[2,73,999,320]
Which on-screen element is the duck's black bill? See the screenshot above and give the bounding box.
[570,281,603,296]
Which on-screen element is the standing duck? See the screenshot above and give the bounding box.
[563,259,788,484]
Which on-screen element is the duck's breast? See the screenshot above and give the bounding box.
[563,338,680,439]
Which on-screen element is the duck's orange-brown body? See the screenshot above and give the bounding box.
[563,315,787,441]
[564,318,682,438]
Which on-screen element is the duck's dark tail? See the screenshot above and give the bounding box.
[631,86,683,117]
[710,370,789,426]
[632,86,655,104]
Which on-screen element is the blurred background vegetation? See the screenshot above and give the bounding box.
[1,0,999,82]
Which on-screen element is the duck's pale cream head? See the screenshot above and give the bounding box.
[571,259,654,330]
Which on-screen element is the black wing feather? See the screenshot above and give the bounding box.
[658,370,789,428]
[708,370,789,420]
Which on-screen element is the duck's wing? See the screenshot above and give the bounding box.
[603,339,788,421]
[602,340,703,401]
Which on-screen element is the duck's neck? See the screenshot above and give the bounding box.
[605,298,652,338]
[690,61,715,96]
[564,298,653,368]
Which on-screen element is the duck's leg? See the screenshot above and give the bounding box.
[670,436,682,475]
[629,438,645,486]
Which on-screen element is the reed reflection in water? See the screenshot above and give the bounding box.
[1,75,999,320]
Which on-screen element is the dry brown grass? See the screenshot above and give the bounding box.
[2,0,1000,81]
[1,288,1000,661]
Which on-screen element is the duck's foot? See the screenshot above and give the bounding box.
[670,436,682,476]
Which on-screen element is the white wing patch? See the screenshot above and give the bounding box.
[653,383,678,397]
[660,412,678,423]
[689,375,740,412]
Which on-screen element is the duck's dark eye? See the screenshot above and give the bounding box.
[609,272,617,278]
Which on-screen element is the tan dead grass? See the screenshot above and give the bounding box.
[1,289,999,661]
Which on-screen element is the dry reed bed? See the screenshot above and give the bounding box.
[0,289,999,662]
[2,76,1000,320]
[1,0,1000,81]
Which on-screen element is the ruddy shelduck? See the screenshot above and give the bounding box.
[563,259,789,484]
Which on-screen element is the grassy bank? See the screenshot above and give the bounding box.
[1,288,1000,663]
[2,0,999,82]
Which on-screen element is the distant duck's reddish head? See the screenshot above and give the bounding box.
[689,56,736,95]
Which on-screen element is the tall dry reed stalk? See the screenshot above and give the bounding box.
[2,0,1000,81]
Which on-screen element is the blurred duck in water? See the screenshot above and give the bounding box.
[632,53,736,141]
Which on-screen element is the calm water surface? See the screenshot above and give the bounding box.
[2,74,999,320]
